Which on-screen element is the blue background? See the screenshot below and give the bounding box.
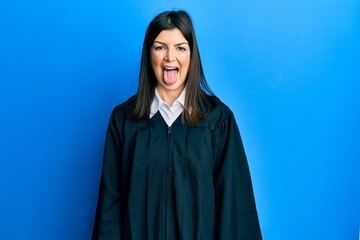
[1,0,359,239]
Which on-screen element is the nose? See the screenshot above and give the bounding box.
[164,48,175,62]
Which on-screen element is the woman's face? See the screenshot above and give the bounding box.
[151,28,190,100]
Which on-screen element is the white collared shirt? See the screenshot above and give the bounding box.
[150,88,186,126]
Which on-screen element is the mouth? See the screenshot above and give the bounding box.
[164,67,179,72]
[163,67,179,85]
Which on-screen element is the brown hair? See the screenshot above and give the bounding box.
[131,10,215,124]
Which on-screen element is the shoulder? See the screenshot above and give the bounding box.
[198,96,235,130]
[111,95,137,122]
[209,96,232,114]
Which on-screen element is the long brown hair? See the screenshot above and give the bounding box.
[131,10,215,124]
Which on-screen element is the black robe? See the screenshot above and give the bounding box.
[92,96,262,239]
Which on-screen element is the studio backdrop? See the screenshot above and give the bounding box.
[0,0,359,239]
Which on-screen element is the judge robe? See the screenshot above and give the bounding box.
[92,96,262,239]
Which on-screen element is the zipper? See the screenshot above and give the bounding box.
[166,125,171,239]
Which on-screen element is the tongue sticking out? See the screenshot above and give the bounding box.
[164,69,177,85]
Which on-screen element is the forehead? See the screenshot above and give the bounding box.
[154,28,188,44]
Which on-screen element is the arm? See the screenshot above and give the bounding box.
[212,112,262,239]
[92,109,122,240]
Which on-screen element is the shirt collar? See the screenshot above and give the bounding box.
[150,87,186,118]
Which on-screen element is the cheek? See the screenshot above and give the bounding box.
[151,55,162,71]
[180,54,190,67]
[150,62,158,76]
[182,57,191,73]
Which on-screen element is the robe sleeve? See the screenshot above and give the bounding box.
[92,109,122,240]
[212,111,262,239]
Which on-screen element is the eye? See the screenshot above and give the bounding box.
[154,45,165,51]
[177,46,187,52]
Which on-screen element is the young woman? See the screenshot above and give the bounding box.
[92,10,262,240]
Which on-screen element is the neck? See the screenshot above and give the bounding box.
[156,87,184,106]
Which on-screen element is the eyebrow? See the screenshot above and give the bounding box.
[153,41,189,46]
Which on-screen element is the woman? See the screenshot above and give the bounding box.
[92,10,262,240]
